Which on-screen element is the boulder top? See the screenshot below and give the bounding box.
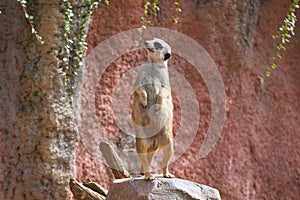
[106,175,221,200]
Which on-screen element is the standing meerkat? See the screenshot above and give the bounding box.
[132,38,175,180]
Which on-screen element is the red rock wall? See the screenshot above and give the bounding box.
[76,0,300,199]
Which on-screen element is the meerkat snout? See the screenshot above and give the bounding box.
[164,53,171,61]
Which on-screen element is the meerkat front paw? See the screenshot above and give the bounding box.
[140,99,147,107]
[135,89,148,107]
[156,92,163,105]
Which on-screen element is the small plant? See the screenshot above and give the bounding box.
[61,0,109,95]
[140,0,182,27]
[173,1,182,24]
[266,0,299,77]
[17,0,44,44]
[137,1,182,42]
[140,0,159,27]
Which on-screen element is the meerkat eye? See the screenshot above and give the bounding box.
[164,53,171,61]
[154,42,163,49]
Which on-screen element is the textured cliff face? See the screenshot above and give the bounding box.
[0,1,78,199]
[77,0,300,199]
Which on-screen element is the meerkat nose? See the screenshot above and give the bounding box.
[164,53,171,61]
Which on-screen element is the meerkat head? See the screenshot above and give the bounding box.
[144,38,171,64]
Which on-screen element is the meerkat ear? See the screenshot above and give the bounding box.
[164,53,171,61]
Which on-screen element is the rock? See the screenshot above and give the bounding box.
[83,179,109,196]
[106,176,221,200]
[70,179,106,200]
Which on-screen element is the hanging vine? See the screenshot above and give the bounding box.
[137,1,182,42]
[265,0,299,77]
[140,0,182,26]
[16,0,44,44]
[17,0,109,95]
[173,1,182,24]
[18,0,181,95]
[61,0,109,95]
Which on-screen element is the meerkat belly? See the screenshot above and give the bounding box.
[133,82,173,139]
[136,129,172,152]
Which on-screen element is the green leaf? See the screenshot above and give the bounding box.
[176,8,182,12]
[276,51,282,59]
[174,1,179,6]
[271,63,277,69]
[265,69,271,77]
[173,17,179,24]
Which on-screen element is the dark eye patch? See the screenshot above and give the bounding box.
[154,42,163,49]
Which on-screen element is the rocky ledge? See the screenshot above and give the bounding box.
[106,175,221,200]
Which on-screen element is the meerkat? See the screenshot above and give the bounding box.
[132,38,175,180]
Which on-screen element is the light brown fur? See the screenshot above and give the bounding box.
[132,38,175,180]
